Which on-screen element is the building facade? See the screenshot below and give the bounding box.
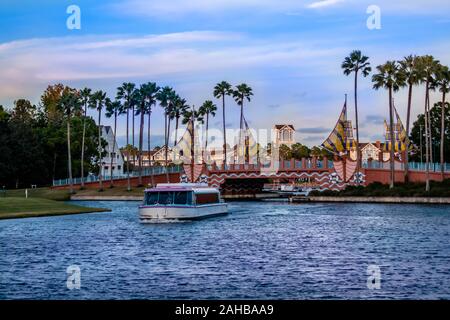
[100,126,124,177]
[273,125,295,147]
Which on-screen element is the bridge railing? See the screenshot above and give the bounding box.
[52,165,182,187]
[362,161,450,172]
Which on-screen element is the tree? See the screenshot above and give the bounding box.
[214,81,233,165]
[59,88,82,194]
[136,82,160,186]
[233,83,253,163]
[199,100,217,162]
[341,50,371,177]
[156,86,176,182]
[398,55,421,182]
[410,102,450,164]
[417,55,441,191]
[431,65,450,179]
[105,98,124,188]
[89,90,107,191]
[291,143,310,159]
[79,88,92,188]
[372,61,406,189]
[279,144,292,160]
[172,96,189,146]
[116,83,137,191]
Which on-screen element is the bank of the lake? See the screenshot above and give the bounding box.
[0,197,110,220]
[295,196,450,204]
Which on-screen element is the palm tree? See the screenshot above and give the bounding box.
[79,87,91,189]
[398,55,421,182]
[418,55,441,191]
[233,83,253,164]
[182,106,204,180]
[136,82,160,186]
[156,86,176,182]
[116,83,137,191]
[341,50,371,175]
[372,61,406,189]
[214,81,233,165]
[172,96,189,146]
[431,64,450,179]
[60,88,81,194]
[199,100,217,162]
[89,90,107,191]
[105,99,124,188]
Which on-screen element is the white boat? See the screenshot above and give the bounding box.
[139,183,228,221]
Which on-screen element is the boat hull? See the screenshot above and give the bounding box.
[139,203,228,221]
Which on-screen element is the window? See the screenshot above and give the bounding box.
[174,191,193,205]
[118,165,121,170]
[146,192,159,205]
[195,193,219,205]
[158,192,173,205]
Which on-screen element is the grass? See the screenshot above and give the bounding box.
[309,179,450,197]
[2,187,72,201]
[75,186,145,197]
[0,197,110,220]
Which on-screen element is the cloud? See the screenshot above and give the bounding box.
[307,0,343,9]
[296,127,329,134]
[364,114,385,125]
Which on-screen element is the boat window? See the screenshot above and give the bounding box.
[146,192,159,205]
[173,191,187,205]
[195,193,219,205]
[158,192,173,205]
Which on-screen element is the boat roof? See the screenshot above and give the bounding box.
[144,183,219,194]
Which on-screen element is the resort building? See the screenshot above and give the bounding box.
[349,141,391,163]
[100,126,124,177]
[122,146,174,167]
[273,125,295,147]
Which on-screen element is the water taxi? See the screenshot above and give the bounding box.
[139,183,228,221]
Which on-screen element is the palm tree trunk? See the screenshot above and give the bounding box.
[165,113,170,182]
[440,91,446,180]
[388,87,395,189]
[424,81,430,192]
[98,108,103,191]
[222,95,227,166]
[427,97,433,165]
[67,115,73,194]
[174,116,179,146]
[205,112,209,163]
[132,105,135,171]
[404,83,413,182]
[138,106,144,186]
[240,100,244,164]
[110,112,117,188]
[126,107,131,191]
[80,104,87,188]
[148,110,154,187]
[354,71,361,184]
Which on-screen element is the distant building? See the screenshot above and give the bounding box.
[100,126,124,177]
[349,141,391,163]
[273,125,295,147]
[122,146,173,167]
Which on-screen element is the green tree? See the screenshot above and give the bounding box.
[199,100,217,161]
[341,50,371,173]
[59,88,82,193]
[398,55,422,182]
[214,81,233,165]
[372,61,406,189]
[431,65,450,179]
[116,82,137,191]
[417,55,441,191]
[79,87,92,189]
[89,90,108,191]
[105,98,124,187]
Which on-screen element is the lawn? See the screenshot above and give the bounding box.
[0,197,110,220]
[2,187,72,201]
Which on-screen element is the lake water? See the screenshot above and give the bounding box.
[0,201,449,299]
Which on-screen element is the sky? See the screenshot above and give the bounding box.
[0,0,449,148]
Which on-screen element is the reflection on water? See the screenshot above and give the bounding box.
[0,201,449,299]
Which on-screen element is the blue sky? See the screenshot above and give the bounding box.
[1,0,449,147]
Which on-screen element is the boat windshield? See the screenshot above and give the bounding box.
[145,191,193,206]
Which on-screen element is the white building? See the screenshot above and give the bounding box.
[273,124,295,147]
[100,126,124,177]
